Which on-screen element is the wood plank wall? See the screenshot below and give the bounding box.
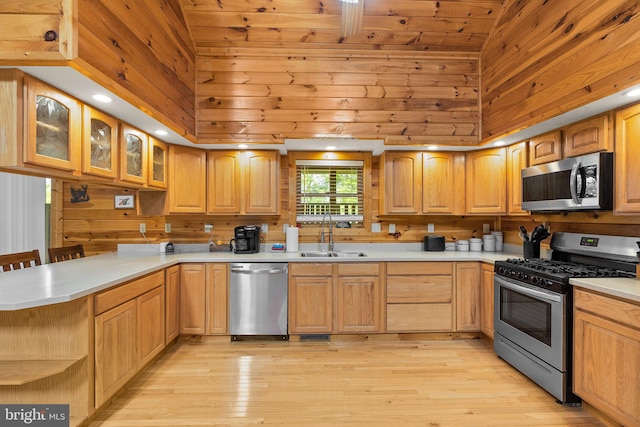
[75,0,197,141]
[61,157,495,255]
[196,49,480,145]
[481,0,640,142]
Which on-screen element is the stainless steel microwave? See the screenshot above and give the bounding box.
[521,152,613,212]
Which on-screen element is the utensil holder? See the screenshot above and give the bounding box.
[523,241,540,259]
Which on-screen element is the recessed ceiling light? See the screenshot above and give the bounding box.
[154,130,168,136]
[493,140,506,146]
[427,145,438,150]
[238,144,248,149]
[625,88,640,98]
[92,94,112,103]
[325,145,337,151]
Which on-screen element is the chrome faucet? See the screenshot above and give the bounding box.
[320,211,334,252]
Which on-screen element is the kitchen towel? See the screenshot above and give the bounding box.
[286,226,299,252]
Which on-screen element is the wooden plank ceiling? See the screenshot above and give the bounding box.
[179,0,505,147]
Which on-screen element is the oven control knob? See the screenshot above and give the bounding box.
[498,267,507,275]
[532,277,539,285]
[517,272,525,280]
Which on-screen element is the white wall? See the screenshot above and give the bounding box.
[0,172,46,257]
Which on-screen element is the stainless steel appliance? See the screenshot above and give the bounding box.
[230,225,261,254]
[521,152,613,212]
[494,232,637,404]
[229,262,288,339]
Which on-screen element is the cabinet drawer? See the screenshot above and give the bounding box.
[386,262,452,276]
[574,288,640,328]
[95,271,165,315]
[387,275,452,303]
[289,263,333,276]
[338,263,379,276]
[386,303,453,332]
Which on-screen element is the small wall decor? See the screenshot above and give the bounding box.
[114,194,135,209]
[70,184,90,203]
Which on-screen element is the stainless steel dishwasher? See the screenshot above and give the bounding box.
[229,262,288,340]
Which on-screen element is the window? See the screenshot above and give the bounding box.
[296,160,364,224]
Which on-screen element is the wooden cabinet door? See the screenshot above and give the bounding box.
[337,264,382,333]
[95,299,137,406]
[455,263,480,332]
[422,152,465,214]
[137,286,165,367]
[529,131,562,165]
[82,106,118,179]
[564,114,611,157]
[465,148,506,215]
[506,142,528,216]
[148,137,168,189]
[206,263,228,335]
[480,263,494,338]
[168,145,207,213]
[244,150,279,214]
[165,265,180,344]
[379,151,422,214]
[289,275,333,334]
[207,151,241,213]
[179,264,206,334]
[615,103,640,214]
[119,123,148,186]
[25,76,81,172]
[574,309,640,427]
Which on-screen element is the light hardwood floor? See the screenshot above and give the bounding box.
[88,337,604,426]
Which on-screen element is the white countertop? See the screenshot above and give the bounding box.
[1,245,638,310]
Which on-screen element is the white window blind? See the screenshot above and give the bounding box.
[296,160,364,223]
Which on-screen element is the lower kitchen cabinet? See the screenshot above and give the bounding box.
[337,263,382,333]
[289,263,333,334]
[165,265,180,344]
[94,271,165,407]
[480,263,495,339]
[386,262,454,332]
[179,263,229,335]
[573,288,640,427]
[455,263,480,332]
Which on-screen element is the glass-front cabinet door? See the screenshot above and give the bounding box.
[148,137,167,189]
[25,77,81,172]
[119,124,148,186]
[82,106,118,179]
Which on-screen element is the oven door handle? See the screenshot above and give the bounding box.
[496,277,563,303]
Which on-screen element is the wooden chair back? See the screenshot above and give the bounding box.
[48,244,85,263]
[0,249,42,272]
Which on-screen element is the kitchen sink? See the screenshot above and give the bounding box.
[300,251,367,258]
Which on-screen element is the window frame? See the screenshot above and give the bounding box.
[288,151,372,230]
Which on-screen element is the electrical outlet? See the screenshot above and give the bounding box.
[204,224,213,233]
[483,223,491,234]
[139,223,146,233]
[164,223,171,233]
[388,223,396,233]
[262,223,269,232]
[428,223,435,233]
[371,223,381,233]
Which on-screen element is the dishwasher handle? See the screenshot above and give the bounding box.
[230,267,287,275]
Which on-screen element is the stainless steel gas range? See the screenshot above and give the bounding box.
[493,232,638,404]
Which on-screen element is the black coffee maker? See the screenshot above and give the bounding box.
[230,225,261,254]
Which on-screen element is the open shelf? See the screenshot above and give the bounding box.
[0,356,87,386]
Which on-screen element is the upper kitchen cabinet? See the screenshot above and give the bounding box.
[615,103,640,214]
[422,152,465,215]
[82,106,118,179]
[25,75,82,173]
[529,131,563,166]
[168,145,207,214]
[119,124,148,187]
[379,152,422,214]
[465,148,507,215]
[506,142,528,216]
[564,114,612,158]
[148,137,168,190]
[207,150,280,215]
